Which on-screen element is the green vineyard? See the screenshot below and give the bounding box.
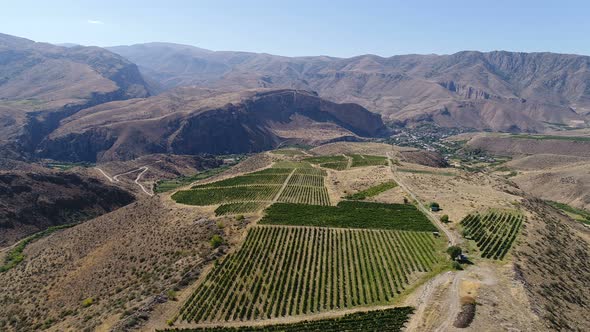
[176,226,439,323]
[163,307,414,331]
[172,185,281,206]
[260,201,437,231]
[215,202,269,216]
[303,155,348,170]
[350,154,388,167]
[346,181,398,200]
[461,210,524,259]
[277,186,331,206]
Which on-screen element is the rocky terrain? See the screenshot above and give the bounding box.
[110,43,590,132]
[37,88,387,162]
[0,33,151,160]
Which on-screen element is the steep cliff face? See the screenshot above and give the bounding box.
[37,89,388,162]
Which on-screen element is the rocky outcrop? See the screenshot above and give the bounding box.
[37,89,389,162]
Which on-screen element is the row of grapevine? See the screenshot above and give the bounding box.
[260,202,436,232]
[162,307,414,331]
[350,154,388,167]
[287,174,325,187]
[303,155,348,170]
[172,185,281,206]
[194,174,289,188]
[294,167,326,176]
[215,202,270,216]
[277,186,331,206]
[176,226,437,324]
[461,210,524,259]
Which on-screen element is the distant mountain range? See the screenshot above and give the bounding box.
[1,32,590,162]
[109,43,590,132]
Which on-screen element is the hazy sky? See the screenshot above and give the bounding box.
[2,0,589,57]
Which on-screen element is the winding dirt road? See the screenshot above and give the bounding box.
[95,166,154,196]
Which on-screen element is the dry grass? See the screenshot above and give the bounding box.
[513,199,590,331]
[0,196,250,331]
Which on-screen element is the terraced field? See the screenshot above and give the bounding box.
[350,154,388,167]
[170,152,445,329]
[175,226,439,324]
[303,155,348,170]
[164,307,414,331]
[172,185,282,205]
[277,186,331,206]
[275,165,331,206]
[215,202,270,216]
[461,210,524,259]
[261,201,436,231]
[346,181,398,200]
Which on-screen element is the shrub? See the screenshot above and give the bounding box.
[167,290,177,301]
[440,215,450,223]
[452,261,463,270]
[210,235,224,248]
[82,298,94,308]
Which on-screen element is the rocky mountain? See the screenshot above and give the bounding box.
[0,33,151,159]
[36,88,388,162]
[110,43,590,132]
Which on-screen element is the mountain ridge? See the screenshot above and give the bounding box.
[108,43,590,132]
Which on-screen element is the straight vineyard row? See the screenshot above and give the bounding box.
[163,307,414,332]
[176,226,438,324]
[461,210,524,259]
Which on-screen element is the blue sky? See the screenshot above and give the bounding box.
[1,0,589,57]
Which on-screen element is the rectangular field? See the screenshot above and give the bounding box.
[260,201,436,231]
[276,186,331,206]
[172,185,281,206]
[350,154,388,167]
[215,202,269,216]
[176,226,438,324]
[193,173,289,188]
[164,307,414,331]
[346,181,398,200]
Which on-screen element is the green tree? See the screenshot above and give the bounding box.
[446,246,462,260]
[440,215,449,223]
[430,202,440,211]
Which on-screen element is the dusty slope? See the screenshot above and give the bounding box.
[37,89,388,162]
[0,195,253,332]
[506,154,590,211]
[465,133,590,157]
[110,43,590,131]
[0,168,135,246]
[514,199,590,331]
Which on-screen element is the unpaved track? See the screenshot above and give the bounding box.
[134,167,154,196]
[387,152,457,245]
[95,166,153,196]
[96,167,114,182]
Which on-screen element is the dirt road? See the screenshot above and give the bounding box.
[386,153,458,245]
[95,166,154,196]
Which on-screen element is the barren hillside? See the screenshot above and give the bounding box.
[37,89,388,162]
[110,44,590,132]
